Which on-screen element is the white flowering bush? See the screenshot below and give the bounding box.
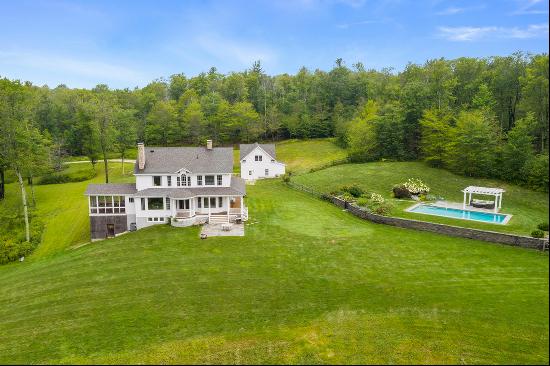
[401,178,430,195]
[369,193,385,204]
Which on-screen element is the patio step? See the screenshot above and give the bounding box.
[209,215,229,224]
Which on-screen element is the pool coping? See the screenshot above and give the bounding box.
[405,202,513,225]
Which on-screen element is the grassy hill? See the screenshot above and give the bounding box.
[275,138,348,174]
[293,161,549,236]
[0,140,548,364]
[0,180,548,364]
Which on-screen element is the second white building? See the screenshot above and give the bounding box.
[240,143,285,180]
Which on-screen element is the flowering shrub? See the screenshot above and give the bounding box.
[373,202,394,215]
[355,192,394,216]
[393,178,430,198]
[369,193,385,204]
[402,178,430,195]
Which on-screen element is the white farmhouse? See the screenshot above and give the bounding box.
[240,143,285,180]
[84,140,247,240]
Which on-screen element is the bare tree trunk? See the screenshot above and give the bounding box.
[102,151,109,183]
[15,168,30,242]
[121,153,125,175]
[0,167,4,200]
[29,175,36,207]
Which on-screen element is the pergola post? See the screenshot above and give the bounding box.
[463,191,467,209]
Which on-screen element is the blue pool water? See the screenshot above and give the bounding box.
[408,204,509,224]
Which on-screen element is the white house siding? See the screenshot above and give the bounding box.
[134,196,171,229]
[126,214,137,229]
[135,173,233,190]
[240,146,285,180]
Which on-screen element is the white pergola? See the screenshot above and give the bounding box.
[462,186,505,213]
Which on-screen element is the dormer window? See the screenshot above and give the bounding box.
[177,173,190,187]
[255,155,262,161]
[197,176,203,186]
[217,175,223,185]
[167,176,172,186]
[153,176,161,186]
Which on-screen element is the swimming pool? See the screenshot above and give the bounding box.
[407,204,511,224]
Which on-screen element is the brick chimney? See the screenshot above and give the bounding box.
[206,139,213,150]
[137,142,145,170]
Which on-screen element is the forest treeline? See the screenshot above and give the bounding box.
[1,52,549,194]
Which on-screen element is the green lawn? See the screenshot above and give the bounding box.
[293,161,549,236]
[275,138,348,174]
[0,180,548,364]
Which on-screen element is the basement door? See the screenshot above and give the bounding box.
[106,224,115,238]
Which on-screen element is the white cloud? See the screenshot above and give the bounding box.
[437,23,549,41]
[436,7,466,15]
[435,5,485,16]
[193,35,277,68]
[512,0,548,15]
[0,50,145,86]
[336,19,383,29]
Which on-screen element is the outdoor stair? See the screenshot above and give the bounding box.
[209,215,229,224]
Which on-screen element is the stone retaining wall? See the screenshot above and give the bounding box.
[327,195,548,250]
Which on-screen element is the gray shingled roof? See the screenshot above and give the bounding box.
[84,183,137,195]
[134,146,234,174]
[134,176,246,198]
[239,143,276,160]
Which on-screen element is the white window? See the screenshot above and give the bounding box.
[217,175,223,185]
[165,197,170,210]
[178,174,191,187]
[129,197,134,203]
[205,175,215,186]
[255,155,262,161]
[167,176,172,187]
[197,176,203,186]
[153,176,161,186]
[265,169,269,176]
[249,170,253,176]
[218,197,223,207]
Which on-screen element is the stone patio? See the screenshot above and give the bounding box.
[200,223,245,237]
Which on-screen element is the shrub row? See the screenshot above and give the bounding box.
[37,169,97,185]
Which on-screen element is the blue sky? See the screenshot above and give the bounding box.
[0,0,548,89]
